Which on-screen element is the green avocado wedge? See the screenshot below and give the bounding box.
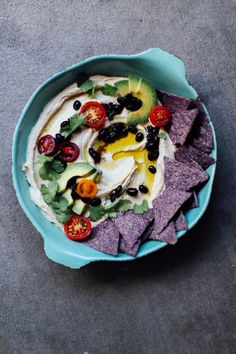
[72,199,87,216]
[57,163,96,193]
[115,75,157,125]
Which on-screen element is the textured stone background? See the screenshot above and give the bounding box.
[0,1,236,353]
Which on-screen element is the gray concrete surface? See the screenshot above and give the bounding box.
[1,1,236,353]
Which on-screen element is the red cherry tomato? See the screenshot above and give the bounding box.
[58,142,80,163]
[149,105,172,127]
[81,101,106,129]
[64,215,92,241]
[37,135,58,156]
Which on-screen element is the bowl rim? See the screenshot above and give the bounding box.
[12,48,217,268]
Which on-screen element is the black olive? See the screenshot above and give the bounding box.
[110,189,117,202]
[60,121,69,128]
[127,188,138,196]
[148,165,157,174]
[89,148,101,163]
[73,100,81,110]
[90,198,101,207]
[115,185,122,196]
[125,93,134,101]
[153,134,160,143]
[115,122,126,131]
[66,176,78,189]
[128,126,138,134]
[153,126,160,134]
[148,150,159,161]
[139,185,148,194]
[55,133,65,144]
[135,132,144,142]
[98,128,109,141]
[147,133,154,142]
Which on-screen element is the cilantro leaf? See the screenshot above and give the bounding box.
[40,181,58,204]
[101,84,118,96]
[89,205,106,222]
[133,199,149,214]
[51,196,72,224]
[158,131,167,140]
[60,113,85,138]
[76,72,89,87]
[79,80,94,93]
[51,159,65,174]
[37,154,53,164]
[89,199,131,221]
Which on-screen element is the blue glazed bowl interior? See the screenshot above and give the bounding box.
[12,49,216,268]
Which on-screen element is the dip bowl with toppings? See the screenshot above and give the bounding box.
[12,49,217,269]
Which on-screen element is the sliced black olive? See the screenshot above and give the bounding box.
[121,126,129,137]
[90,198,101,207]
[113,104,123,114]
[128,126,138,134]
[146,141,158,151]
[135,132,144,142]
[147,125,155,134]
[117,96,127,106]
[139,185,148,194]
[109,131,117,142]
[126,99,142,111]
[73,100,81,110]
[148,165,157,174]
[127,188,138,196]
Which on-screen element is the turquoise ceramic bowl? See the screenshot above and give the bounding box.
[12,48,217,269]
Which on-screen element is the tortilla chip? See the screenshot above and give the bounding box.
[189,191,198,209]
[189,112,213,154]
[168,109,199,145]
[152,188,191,234]
[158,90,194,113]
[83,219,120,255]
[148,221,177,245]
[175,145,214,170]
[164,157,209,191]
[118,236,141,256]
[112,210,153,249]
[174,211,188,231]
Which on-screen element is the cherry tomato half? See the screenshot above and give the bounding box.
[76,179,97,198]
[58,142,80,163]
[64,215,92,241]
[149,105,172,127]
[81,101,106,129]
[37,135,58,156]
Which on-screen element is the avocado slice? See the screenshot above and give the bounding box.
[115,76,157,126]
[57,162,96,193]
[76,170,102,184]
[72,199,87,216]
[62,189,74,206]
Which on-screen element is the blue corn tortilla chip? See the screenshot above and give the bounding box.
[168,108,199,145]
[189,191,198,209]
[119,236,141,256]
[174,211,188,231]
[175,145,214,170]
[164,157,209,191]
[148,222,177,245]
[189,112,213,154]
[112,209,154,249]
[158,90,195,113]
[152,188,191,234]
[83,219,120,256]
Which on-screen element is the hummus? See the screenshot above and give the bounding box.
[23,75,175,229]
